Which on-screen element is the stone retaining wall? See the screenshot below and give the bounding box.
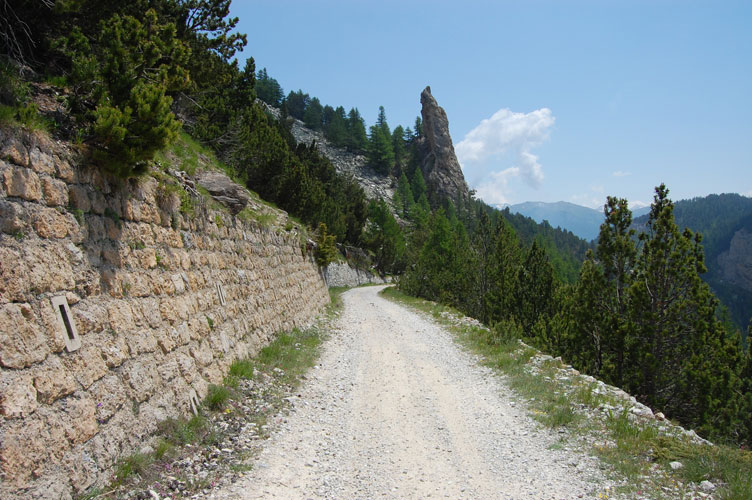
[323,262,389,288]
[0,128,329,498]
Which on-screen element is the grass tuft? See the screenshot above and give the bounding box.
[204,384,231,411]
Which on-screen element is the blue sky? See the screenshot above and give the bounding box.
[231,1,751,209]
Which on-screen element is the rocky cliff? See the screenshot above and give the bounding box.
[418,86,470,204]
[717,227,752,292]
[0,127,329,499]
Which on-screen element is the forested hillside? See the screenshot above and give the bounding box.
[634,194,752,330]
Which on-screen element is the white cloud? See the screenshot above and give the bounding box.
[474,167,521,206]
[456,107,554,193]
[612,170,631,177]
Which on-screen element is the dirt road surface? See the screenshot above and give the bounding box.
[211,285,612,499]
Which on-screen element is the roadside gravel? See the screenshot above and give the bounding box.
[209,285,618,499]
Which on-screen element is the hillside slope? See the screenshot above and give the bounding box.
[634,193,752,330]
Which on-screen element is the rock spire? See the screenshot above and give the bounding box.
[419,86,470,204]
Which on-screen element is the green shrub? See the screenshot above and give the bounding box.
[314,222,337,267]
[204,384,231,411]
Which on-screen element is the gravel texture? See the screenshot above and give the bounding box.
[209,285,616,499]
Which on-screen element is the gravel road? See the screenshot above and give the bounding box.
[212,285,612,499]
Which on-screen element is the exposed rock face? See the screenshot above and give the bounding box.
[323,262,389,288]
[419,86,470,204]
[717,227,752,292]
[196,170,250,215]
[258,102,395,202]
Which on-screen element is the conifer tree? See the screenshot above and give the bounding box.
[392,125,406,164]
[367,123,394,175]
[256,67,283,106]
[485,217,522,325]
[303,96,324,130]
[394,171,414,218]
[411,168,427,204]
[62,8,190,176]
[626,185,731,426]
[346,107,367,151]
[515,241,556,334]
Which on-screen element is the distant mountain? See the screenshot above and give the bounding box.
[506,201,651,241]
[633,193,752,331]
[505,201,600,241]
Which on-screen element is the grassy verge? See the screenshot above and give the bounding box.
[380,286,752,500]
[81,288,345,499]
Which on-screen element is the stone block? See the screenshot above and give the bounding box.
[137,297,162,329]
[89,189,106,215]
[106,301,135,333]
[0,246,27,302]
[33,356,78,404]
[171,273,185,294]
[125,329,158,355]
[120,357,159,403]
[41,175,68,207]
[175,351,197,383]
[89,375,127,423]
[0,134,28,166]
[32,205,71,239]
[62,447,98,493]
[99,331,130,368]
[28,147,56,176]
[70,300,108,337]
[0,199,29,235]
[60,392,98,445]
[159,297,179,324]
[0,372,38,418]
[2,164,42,201]
[55,158,76,183]
[63,342,108,389]
[0,302,49,368]
[156,354,179,382]
[156,327,179,354]
[190,341,214,367]
[23,243,76,294]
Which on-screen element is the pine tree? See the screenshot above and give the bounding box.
[411,168,427,204]
[346,107,367,151]
[485,217,522,325]
[255,67,283,106]
[367,124,394,175]
[314,223,338,267]
[626,185,731,427]
[595,197,636,385]
[515,241,556,334]
[364,199,405,274]
[392,125,406,164]
[303,96,324,130]
[63,8,190,176]
[394,171,414,218]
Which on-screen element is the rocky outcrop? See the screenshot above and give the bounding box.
[717,227,752,291]
[323,262,389,288]
[0,127,329,499]
[259,102,395,202]
[195,170,250,215]
[419,86,470,204]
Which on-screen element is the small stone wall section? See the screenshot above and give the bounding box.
[323,262,389,288]
[0,128,330,499]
